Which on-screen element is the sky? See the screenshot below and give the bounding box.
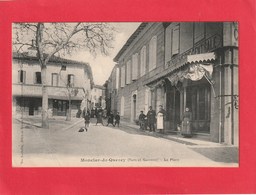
[69,22,141,86]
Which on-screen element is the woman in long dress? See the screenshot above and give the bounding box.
[157,105,166,133]
[181,107,192,137]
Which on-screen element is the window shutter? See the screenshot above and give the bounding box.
[194,23,205,43]
[140,46,146,76]
[172,25,180,56]
[132,53,138,80]
[126,60,131,84]
[52,73,58,86]
[165,26,172,64]
[121,66,125,87]
[149,36,157,71]
[116,67,119,89]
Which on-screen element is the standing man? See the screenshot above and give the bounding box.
[114,112,121,127]
[82,108,90,131]
[147,106,156,132]
[106,111,115,127]
[96,110,104,126]
[157,105,166,133]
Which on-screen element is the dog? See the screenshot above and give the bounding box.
[78,127,87,132]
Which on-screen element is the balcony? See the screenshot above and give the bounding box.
[12,83,85,100]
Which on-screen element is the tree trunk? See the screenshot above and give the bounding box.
[66,91,71,121]
[41,65,49,128]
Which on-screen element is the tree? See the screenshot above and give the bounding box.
[13,23,115,128]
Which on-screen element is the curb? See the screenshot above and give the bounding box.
[62,118,84,131]
[120,122,229,147]
[15,118,42,128]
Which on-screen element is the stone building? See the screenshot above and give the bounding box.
[113,22,238,145]
[90,84,106,110]
[12,52,93,117]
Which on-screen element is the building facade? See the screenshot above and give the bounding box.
[90,85,105,110]
[104,64,119,115]
[113,22,238,145]
[12,52,93,117]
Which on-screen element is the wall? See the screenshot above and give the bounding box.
[116,23,165,122]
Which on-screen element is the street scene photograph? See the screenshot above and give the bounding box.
[12,22,239,167]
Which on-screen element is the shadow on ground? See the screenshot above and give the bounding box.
[190,147,239,163]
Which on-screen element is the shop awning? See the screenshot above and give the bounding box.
[186,52,216,64]
[145,52,216,87]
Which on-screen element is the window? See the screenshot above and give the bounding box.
[140,46,146,76]
[18,70,26,83]
[194,23,205,43]
[52,73,58,86]
[120,66,125,88]
[132,53,138,81]
[35,72,41,84]
[149,36,157,71]
[67,74,74,87]
[172,25,180,56]
[126,60,131,84]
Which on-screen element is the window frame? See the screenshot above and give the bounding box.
[51,73,59,86]
[35,71,42,84]
[67,74,75,87]
[18,70,26,84]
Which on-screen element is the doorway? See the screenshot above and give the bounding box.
[132,94,137,122]
[166,86,181,131]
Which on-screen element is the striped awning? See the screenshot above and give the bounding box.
[186,52,216,64]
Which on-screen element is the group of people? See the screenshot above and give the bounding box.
[81,108,121,131]
[82,105,193,137]
[139,105,166,133]
[138,105,193,136]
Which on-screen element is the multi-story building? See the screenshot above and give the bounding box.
[90,84,105,110]
[12,52,93,117]
[113,22,238,145]
[104,64,119,115]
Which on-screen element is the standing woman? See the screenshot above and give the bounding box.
[181,107,192,137]
[157,105,166,133]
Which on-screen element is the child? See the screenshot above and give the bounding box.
[139,111,146,130]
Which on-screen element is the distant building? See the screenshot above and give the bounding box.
[104,64,119,115]
[12,52,93,117]
[112,22,238,145]
[90,84,105,110]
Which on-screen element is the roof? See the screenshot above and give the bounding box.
[13,52,94,84]
[113,23,148,62]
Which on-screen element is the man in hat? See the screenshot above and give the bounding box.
[147,106,156,132]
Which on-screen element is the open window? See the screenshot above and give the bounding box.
[18,70,26,83]
[67,74,74,87]
[35,72,41,84]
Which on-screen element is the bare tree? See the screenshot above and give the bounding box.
[13,22,115,128]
